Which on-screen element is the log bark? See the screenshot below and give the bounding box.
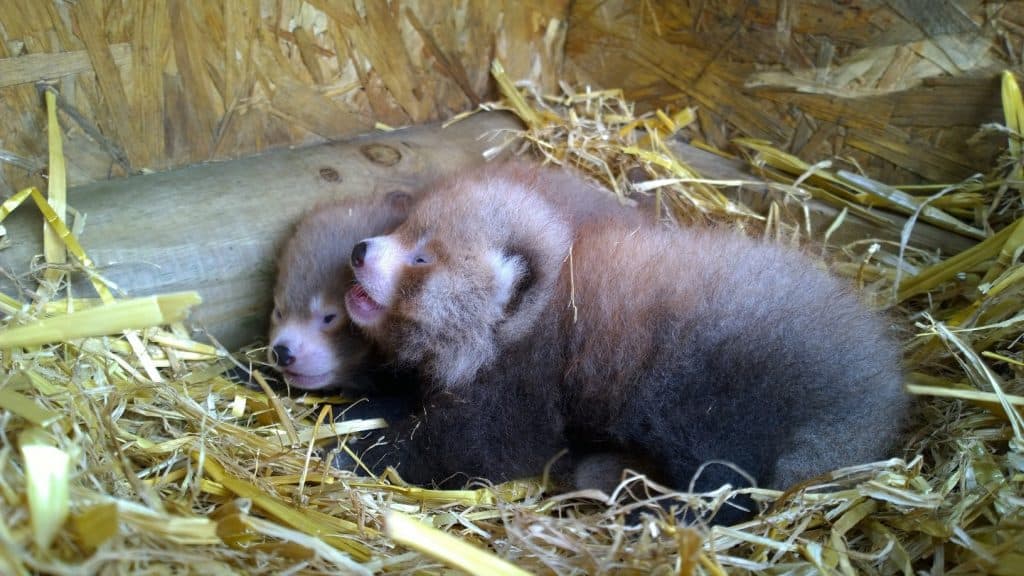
[0,112,521,349]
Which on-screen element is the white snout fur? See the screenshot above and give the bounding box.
[268,318,338,387]
[355,235,406,306]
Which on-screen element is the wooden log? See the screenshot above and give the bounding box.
[0,112,521,350]
[1,110,974,352]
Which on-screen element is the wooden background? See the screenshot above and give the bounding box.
[0,0,1015,197]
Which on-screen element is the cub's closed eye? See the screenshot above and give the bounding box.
[273,308,282,320]
[413,255,430,265]
[323,314,337,324]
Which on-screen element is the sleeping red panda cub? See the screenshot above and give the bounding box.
[345,165,908,523]
[268,165,640,392]
[268,192,413,394]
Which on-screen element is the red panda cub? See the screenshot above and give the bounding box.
[345,165,908,523]
[268,163,639,392]
[268,192,414,394]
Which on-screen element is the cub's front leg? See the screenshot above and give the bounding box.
[365,386,567,488]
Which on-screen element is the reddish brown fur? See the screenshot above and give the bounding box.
[482,162,652,229]
[347,164,908,524]
[348,162,649,385]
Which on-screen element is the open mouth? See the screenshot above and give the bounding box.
[283,369,333,390]
[345,283,385,325]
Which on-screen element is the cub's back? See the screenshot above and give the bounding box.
[562,222,906,486]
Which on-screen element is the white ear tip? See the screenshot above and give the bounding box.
[489,251,525,309]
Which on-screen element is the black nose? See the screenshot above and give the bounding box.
[351,241,368,268]
[272,344,294,367]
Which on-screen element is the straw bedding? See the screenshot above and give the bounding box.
[1,66,1022,575]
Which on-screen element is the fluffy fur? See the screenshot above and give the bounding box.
[345,165,908,523]
[269,192,413,393]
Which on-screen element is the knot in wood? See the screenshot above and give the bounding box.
[360,143,402,166]
[318,167,341,182]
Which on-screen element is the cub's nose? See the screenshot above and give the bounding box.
[351,241,369,268]
[272,344,294,367]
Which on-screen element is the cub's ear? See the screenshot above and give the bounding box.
[384,190,413,213]
[487,250,527,312]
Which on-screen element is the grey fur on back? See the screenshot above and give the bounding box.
[561,223,907,499]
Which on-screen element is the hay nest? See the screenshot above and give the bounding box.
[1,66,1023,575]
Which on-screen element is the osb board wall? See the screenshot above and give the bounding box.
[565,0,1013,185]
[0,1,1017,197]
[0,0,569,195]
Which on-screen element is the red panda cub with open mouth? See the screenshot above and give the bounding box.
[345,164,908,524]
[269,192,414,394]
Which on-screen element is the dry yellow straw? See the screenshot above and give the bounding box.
[1002,71,1024,184]
[20,428,70,551]
[0,187,113,303]
[42,89,67,287]
[385,511,530,576]
[0,292,201,348]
